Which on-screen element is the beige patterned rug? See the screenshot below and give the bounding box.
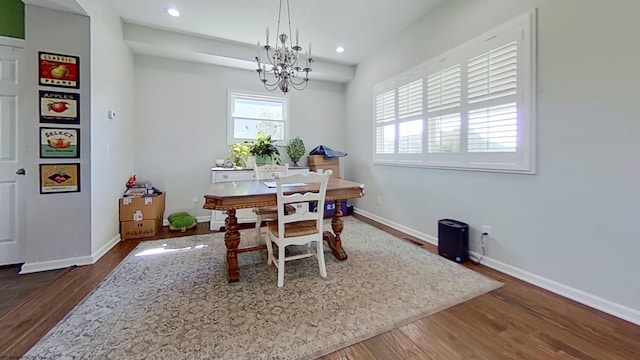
[25,217,502,360]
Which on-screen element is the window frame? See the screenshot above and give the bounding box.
[372,10,537,174]
[227,89,289,146]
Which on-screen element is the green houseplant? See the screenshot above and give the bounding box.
[285,136,305,167]
[249,132,280,165]
[229,143,250,168]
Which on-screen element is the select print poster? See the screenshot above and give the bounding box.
[40,127,80,158]
[39,90,80,124]
[39,163,81,194]
[38,51,80,88]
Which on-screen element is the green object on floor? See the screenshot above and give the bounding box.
[167,212,197,232]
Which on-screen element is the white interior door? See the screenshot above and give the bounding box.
[0,44,25,266]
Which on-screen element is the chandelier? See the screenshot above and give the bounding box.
[255,0,314,93]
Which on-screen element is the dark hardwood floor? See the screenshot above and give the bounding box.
[0,265,67,315]
[1,214,639,359]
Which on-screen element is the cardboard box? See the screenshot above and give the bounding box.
[307,155,339,166]
[308,165,340,178]
[119,192,165,222]
[120,218,162,240]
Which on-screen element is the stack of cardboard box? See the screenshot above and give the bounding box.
[119,193,165,240]
[307,155,340,178]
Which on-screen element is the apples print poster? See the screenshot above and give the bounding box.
[39,90,80,124]
[39,52,79,88]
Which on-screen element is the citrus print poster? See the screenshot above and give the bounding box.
[39,90,80,124]
[40,127,80,158]
[39,163,80,194]
[39,52,80,88]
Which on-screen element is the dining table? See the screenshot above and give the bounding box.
[203,177,365,282]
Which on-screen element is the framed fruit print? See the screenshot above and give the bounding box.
[39,163,81,194]
[39,90,80,124]
[38,51,80,88]
[40,127,80,158]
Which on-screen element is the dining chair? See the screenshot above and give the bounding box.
[266,170,332,287]
[253,163,292,241]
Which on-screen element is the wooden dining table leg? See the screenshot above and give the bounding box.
[324,200,348,260]
[224,209,241,282]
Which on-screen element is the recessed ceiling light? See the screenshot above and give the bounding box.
[336,46,345,53]
[166,7,180,17]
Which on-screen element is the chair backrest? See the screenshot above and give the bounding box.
[274,170,332,236]
[253,163,289,180]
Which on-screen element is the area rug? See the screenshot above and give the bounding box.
[25,217,502,360]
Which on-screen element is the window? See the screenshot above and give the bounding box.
[227,90,288,145]
[373,10,536,173]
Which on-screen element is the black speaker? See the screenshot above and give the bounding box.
[438,219,469,263]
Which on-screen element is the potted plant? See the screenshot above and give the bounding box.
[249,132,280,165]
[229,143,250,168]
[286,136,306,167]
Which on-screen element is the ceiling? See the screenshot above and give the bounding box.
[110,0,443,65]
[26,0,444,81]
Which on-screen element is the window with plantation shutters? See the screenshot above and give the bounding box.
[374,77,423,157]
[372,10,536,173]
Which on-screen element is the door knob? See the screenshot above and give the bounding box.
[16,168,26,175]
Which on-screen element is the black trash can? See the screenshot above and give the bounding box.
[438,219,469,263]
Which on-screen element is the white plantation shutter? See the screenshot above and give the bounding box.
[398,120,422,154]
[374,79,423,157]
[398,79,423,154]
[376,125,395,154]
[468,42,518,104]
[468,103,518,152]
[428,114,461,153]
[398,79,422,119]
[427,65,462,155]
[376,90,395,123]
[375,90,396,154]
[372,10,535,173]
[427,65,461,112]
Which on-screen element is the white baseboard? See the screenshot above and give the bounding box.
[20,255,94,274]
[353,207,640,326]
[354,208,438,246]
[20,234,122,274]
[91,234,121,263]
[470,252,640,326]
[162,215,212,227]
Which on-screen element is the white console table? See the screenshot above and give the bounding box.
[209,167,309,230]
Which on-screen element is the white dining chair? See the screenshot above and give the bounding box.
[253,163,292,241]
[266,170,332,287]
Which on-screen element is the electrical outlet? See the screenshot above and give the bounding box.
[376,196,382,205]
[480,225,491,252]
[192,197,199,205]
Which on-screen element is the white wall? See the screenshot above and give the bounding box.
[134,55,345,218]
[74,0,136,256]
[20,0,135,271]
[346,0,640,323]
[22,5,92,267]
